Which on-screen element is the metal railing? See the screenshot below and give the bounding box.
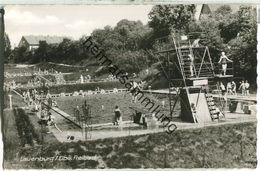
[213,62,234,76]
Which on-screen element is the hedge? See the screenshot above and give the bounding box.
[37,62,86,73]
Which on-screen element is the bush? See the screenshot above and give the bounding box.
[13,108,40,147]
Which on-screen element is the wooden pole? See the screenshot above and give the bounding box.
[0,7,5,123]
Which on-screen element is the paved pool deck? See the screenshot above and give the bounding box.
[49,110,256,142]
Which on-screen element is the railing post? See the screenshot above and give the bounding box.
[0,7,5,114]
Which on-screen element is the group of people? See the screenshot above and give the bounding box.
[4,68,58,79]
[26,77,45,87]
[239,80,250,96]
[113,106,155,128]
[22,89,40,106]
[4,71,33,78]
[21,88,59,133]
[54,73,66,84]
[38,107,56,131]
[4,80,17,90]
[187,51,233,78]
[80,74,92,83]
[37,68,58,75]
[219,80,250,96]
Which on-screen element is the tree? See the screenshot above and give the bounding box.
[215,5,232,16]
[12,46,32,63]
[33,41,49,63]
[228,6,257,82]
[148,4,196,38]
[4,33,11,63]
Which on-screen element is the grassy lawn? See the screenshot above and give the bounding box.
[4,64,35,74]
[5,75,34,84]
[4,122,256,169]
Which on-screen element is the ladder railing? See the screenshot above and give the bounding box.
[205,92,220,121]
[171,33,198,123]
[207,82,226,118]
[174,36,195,79]
[171,33,187,83]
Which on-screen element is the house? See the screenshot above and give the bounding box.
[18,35,72,50]
[194,4,242,21]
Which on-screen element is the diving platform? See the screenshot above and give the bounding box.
[211,94,257,103]
[214,74,234,78]
[142,89,256,103]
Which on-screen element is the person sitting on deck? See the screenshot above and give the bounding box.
[52,99,58,107]
[114,106,122,125]
[47,112,55,126]
[46,112,61,133]
[38,109,48,125]
[215,107,224,118]
[141,114,148,128]
[218,52,233,76]
[113,88,118,93]
[150,113,159,129]
[133,111,142,124]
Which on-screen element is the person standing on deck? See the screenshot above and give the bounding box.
[188,54,195,77]
[220,82,226,96]
[227,82,232,95]
[231,81,237,96]
[80,75,84,84]
[245,80,250,96]
[218,52,233,76]
[239,80,246,96]
[131,81,139,103]
[114,106,122,125]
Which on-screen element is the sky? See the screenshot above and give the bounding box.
[4,5,153,47]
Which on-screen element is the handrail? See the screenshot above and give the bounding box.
[213,61,234,76]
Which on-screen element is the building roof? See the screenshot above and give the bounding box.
[194,4,244,21]
[22,35,72,45]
